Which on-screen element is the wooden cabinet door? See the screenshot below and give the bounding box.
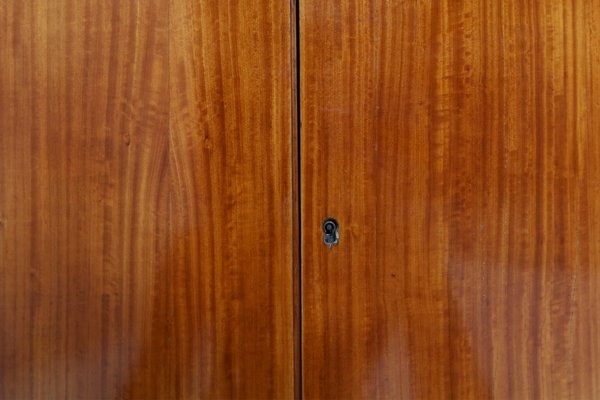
[301,0,600,398]
[0,1,294,398]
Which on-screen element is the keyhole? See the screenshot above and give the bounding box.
[322,218,339,249]
[323,220,336,234]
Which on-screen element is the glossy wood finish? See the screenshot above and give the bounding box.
[301,0,600,398]
[0,0,293,398]
[170,0,294,398]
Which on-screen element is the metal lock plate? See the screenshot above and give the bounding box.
[322,218,339,249]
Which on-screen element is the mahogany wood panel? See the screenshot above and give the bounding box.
[301,0,600,398]
[169,0,294,398]
[0,0,293,398]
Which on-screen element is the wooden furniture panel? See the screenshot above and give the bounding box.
[169,0,295,398]
[0,0,294,398]
[301,0,600,398]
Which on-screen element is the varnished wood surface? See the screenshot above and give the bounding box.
[301,0,600,398]
[0,0,294,398]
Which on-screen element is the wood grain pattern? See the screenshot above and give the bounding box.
[169,0,294,398]
[301,0,600,398]
[0,0,293,398]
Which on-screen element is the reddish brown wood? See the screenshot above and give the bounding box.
[169,0,295,397]
[301,0,600,398]
[0,0,294,398]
